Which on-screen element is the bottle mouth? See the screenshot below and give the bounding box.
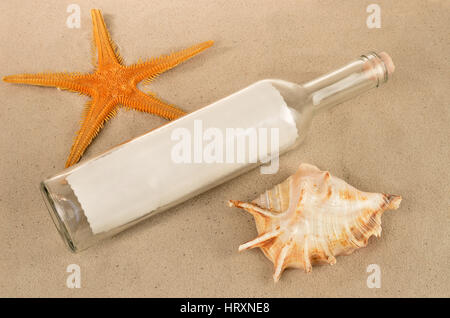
[360,51,394,87]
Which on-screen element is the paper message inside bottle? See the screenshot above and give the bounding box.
[67,81,299,233]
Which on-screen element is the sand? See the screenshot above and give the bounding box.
[0,0,448,297]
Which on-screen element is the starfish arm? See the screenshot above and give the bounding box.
[2,72,94,96]
[91,9,122,67]
[65,94,118,167]
[120,88,186,120]
[129,40,214,84]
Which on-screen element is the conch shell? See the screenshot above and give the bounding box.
[228,163,401,282]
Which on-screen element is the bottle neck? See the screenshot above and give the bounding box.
[303,52,393,113]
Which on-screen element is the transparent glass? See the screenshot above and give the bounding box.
[41,52,392,252]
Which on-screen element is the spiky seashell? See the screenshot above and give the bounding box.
[228,163,401,282]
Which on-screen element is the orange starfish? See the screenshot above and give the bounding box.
[3,9,213,167]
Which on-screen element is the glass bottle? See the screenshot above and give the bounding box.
[41,51,394,252]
